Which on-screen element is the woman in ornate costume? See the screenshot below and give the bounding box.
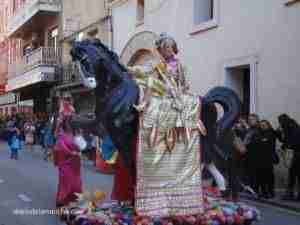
[111,33,208,216]
[129,33,190,112]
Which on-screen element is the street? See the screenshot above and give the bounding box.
[0,142,113,225]
[250,201,300,225]
[0,142,299,225]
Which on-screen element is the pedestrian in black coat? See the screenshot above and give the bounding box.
[244,114,262,194]
[257,120,278,198]
[216,129,247,201]
[277,114,300,201]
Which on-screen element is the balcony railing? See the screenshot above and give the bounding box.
[8,47,62,79]
[8,0,61,36]
[59,63,81,85]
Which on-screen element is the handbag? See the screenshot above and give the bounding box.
[233,136,247,155]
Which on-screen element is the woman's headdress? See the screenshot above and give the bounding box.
[155,33,178,54]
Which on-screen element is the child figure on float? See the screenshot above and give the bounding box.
[129,33,190,113]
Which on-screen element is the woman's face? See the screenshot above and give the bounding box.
[248,116,258,127]
[260,122,269,130]
[159,42,174,60]
[235,122,243,130]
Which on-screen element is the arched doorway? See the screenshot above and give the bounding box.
[120,31,159,66]
[127,49,155,66]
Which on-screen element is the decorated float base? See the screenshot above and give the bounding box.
[61,188,260,225]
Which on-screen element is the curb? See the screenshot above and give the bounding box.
[240,193,300,213]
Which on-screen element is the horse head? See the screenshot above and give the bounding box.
[71,39,127,92]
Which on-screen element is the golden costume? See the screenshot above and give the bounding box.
[129,50,206,217]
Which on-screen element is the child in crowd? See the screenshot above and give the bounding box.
[8,127,22,160]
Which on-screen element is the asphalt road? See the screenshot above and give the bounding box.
[248,199,300,225]
[0,142,299,225]
[0,142,113,225]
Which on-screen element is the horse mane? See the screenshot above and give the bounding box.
[89,39,128,73]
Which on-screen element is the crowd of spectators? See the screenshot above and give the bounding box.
[221,113,300,202]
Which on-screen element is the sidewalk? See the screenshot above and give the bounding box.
[241,190,300,213]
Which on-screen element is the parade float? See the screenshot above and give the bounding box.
[59,37,260,225]
[60,187,260,225]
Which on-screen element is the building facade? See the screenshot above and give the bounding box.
[110,0,300,125]
[4,0,61,115]
[0,0,17,116]
[54,0,111,115]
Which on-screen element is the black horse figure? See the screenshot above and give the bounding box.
[70,39,241,174]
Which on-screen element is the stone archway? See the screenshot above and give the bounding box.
[120,31,159,66]
[127,48,154,66]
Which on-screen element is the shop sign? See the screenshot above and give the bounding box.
[0,93,16,105]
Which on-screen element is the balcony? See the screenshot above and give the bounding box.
[53,62,87,93]
[59,63,81,86]
[7,47,61,91]
[8,0,61,37]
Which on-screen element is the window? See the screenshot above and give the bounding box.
[48,27,58,49]
[11,107,17,113]
[136,0,145,25]
[194,0,214,24]
[12,0,17,13]
[191,0,219,35]
[23,44,32,56]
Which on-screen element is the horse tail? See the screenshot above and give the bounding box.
[201,86,241,160]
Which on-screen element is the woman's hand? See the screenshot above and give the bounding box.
[134,84,151,112]
[182,84,190,95]
[133,101,148,112]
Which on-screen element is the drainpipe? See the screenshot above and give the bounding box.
[109,15,114,51]
[105,0,114,51]
[108,14,114,51]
